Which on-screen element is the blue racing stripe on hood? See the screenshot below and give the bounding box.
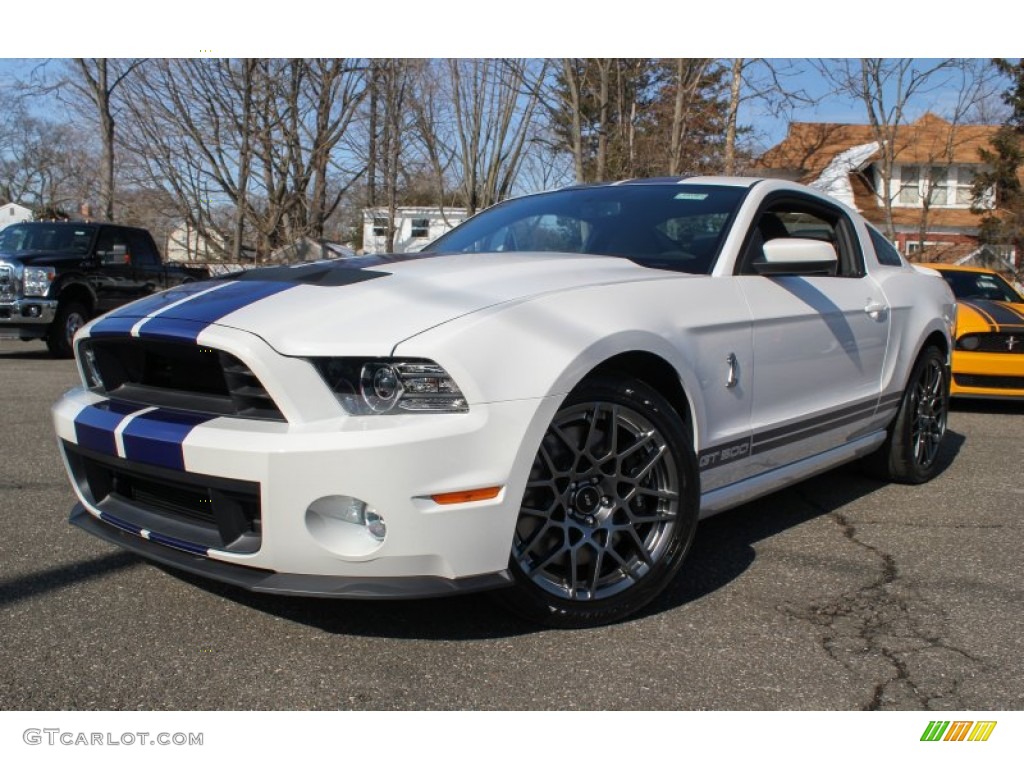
[121,409,215,471]
[135,280,296,343]
[89,280,225,335]
[74,401,149,456]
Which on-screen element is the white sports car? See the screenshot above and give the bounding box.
[52,177,956,627]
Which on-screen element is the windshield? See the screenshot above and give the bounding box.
[941,269,1023,303]
[424,184,748,274]
[0,223,97,255]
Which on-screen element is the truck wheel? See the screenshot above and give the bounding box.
[47,301,89,359]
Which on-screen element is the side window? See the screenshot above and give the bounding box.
[126,230,160,266]
[94,227,130,263]
[867,227,904,267]
[739,198,864,277]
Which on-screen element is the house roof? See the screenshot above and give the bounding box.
[756,113,1024,235]
[758,113,1002,180]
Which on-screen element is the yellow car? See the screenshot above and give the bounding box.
[924,263,1024,399]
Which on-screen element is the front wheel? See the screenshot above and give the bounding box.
[864,345,949,484]
[46,301,89,359]
[499,375,699,628]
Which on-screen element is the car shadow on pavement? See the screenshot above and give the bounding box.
[0,348,54,360]
[0,550,140,608]
[162,429,967,640]
[642,427,966,620]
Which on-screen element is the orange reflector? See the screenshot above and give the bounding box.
[430,486,502,505]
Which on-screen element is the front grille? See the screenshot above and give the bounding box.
[84,337,285,421]
[64,441,262,554]
[954,373,1024,390]
[0,264,14,302]
[958,333,1024,354]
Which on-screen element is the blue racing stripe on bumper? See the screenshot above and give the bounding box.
[146,531,210,556]
[136,280,295,343]
[98,510,145,536]
[121,410,215,471]
[73,401,148,456]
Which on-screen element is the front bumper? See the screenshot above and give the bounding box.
[0,298,57,339]
[950,349,1024,399]
[54,385,555,590]
[70,504,512,598]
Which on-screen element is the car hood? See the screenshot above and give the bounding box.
[89,252,679,355]
[956,297,1024,334]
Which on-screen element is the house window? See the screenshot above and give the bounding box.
[955,166,975,205]
[410,218,430,238]
[895,165,986,209]
[409,218,430,239]
[905,241,937,255]
[926,167,948,205]
[372,217,389,237]
[899,166,920,205]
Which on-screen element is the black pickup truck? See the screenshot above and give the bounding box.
[0,221,209,357]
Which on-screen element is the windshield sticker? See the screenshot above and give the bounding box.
[674,193,708,201]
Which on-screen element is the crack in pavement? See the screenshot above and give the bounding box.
[779,490,987,711]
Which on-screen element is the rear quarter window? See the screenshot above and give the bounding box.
[867,227,904,267]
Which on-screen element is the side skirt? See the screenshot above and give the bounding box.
[698,430,887,519]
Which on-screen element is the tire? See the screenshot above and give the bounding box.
[499,374,700,628]
[864,345,949,484]
[47,301,89,359]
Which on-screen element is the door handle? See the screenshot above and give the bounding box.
[864,301,887,320]
[725,353,738,389]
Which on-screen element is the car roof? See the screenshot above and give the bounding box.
[562,176,765,191]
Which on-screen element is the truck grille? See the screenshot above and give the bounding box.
[64,441,262,554]
[82,337,285,421]
[0,264,14,302]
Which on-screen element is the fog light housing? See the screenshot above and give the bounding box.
[306,495,387,548]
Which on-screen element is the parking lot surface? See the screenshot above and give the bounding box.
[2,339,1022,710]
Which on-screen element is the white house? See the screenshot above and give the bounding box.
[362,207,468,254]
[166,222,224,263]
[0,202,32,229]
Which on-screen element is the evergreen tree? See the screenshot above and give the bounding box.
[972,59,1024,275]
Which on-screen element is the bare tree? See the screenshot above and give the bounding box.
[911,59,1003,255]
[558,59,587,183]
[722,59,812,174]
[118,58,366,260]
[668,59,713,176]
[818,58,958,239]
[68,59,144,220]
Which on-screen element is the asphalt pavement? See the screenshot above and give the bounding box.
[1,338,1022,710]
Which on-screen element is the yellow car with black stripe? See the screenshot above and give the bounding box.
[925,263,1024,399]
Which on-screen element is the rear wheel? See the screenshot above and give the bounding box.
[864,345,949,484]
[500,375,699,628]
[46,301,89,359]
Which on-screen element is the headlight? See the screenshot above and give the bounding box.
[23,266,55,297]
[312,357,469,415]
[78,342,104,389]
[957,335,981,351]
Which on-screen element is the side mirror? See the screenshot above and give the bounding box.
[753,238,838,276]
